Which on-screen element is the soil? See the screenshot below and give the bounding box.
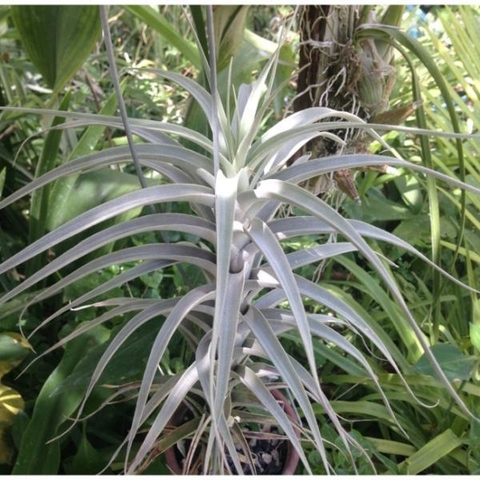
[166,390,300,475]
[226,426,289,474]
[171,425,290,475]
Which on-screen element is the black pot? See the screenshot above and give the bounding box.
[165,389,300,475]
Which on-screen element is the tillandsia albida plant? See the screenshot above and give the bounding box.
[1,5,480,474]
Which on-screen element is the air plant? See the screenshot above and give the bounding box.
[1,5,479,474]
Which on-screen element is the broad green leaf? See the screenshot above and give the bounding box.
[393,174,423,213]
[348,188,412,223]
[27,92,71,278]
[66,430,107,475]
[11,6,101,94]
[0,385,24,465]
[12,324,109,474]
[52,319,162,395]
[47,83,125,232]
[0,333,30,368]
[401,429,463,475]
[392,215,432,246]
[47,168,157,232]
[0,333,29,465]
[414,344,475,382]
[214,6,250,72]
[0,292,45,327]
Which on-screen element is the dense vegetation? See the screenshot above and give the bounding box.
[0,5,479,474]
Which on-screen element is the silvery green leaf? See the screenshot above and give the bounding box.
[25,298,177,374]
[126,364,201,473]
[244,217,319,386]
[243,304,328,470]
[282,242,357,270]
[270,153,480,197]
[127,284,216,466]
[27,213,216,304]
[0,185,214,285]
[261,106,360,141]
[30,260,172,329]
[268,216,479,294]
[195,331,245,474]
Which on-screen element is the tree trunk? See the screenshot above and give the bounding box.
[293,5,403,200]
